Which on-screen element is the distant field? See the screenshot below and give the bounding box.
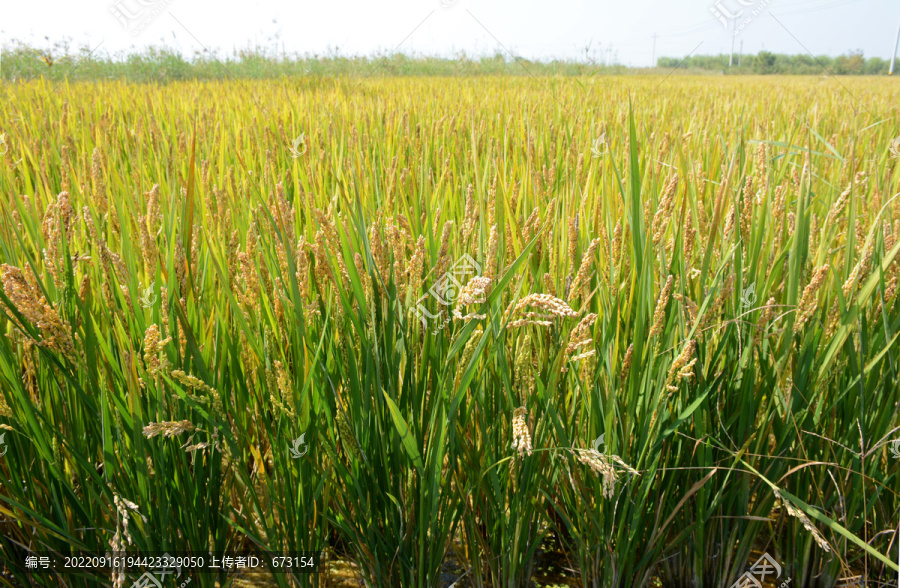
[0,75,899,588]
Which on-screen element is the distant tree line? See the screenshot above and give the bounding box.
[657,50,890,74]
[0,43,634,82]
[1,41,893,81]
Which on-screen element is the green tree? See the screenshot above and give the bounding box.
[756,51,776,74]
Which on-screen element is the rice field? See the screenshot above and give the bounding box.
[0,74,899,588]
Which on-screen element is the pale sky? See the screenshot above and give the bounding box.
[0,0,896,68]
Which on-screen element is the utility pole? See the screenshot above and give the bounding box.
[729,33,735,67]
[890,13,900,74]
[652,33,657,68]
[738,39,743,67]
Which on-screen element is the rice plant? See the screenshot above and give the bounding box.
[0,75,898,588]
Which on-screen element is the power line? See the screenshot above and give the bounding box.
[773,0,867,12]
[656,20,720,38]
[774,0,869,16]
[890,12,900,74]
[653,0,868,41]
